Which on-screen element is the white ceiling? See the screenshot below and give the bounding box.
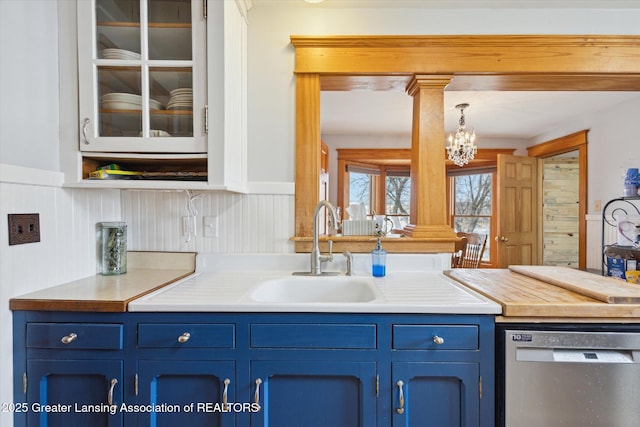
[321,91,640,139]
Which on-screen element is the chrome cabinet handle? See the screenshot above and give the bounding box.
[433,335,445,345]
[81,118,90,144]
[178,332,191,343]
[396,380,405,414]
[108,378,118,405]
[61,333,77,344]
[254,378,263,408]
[222,378,230,405]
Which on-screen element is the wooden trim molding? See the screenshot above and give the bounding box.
[527,130,589,269]
[291,35,639,253]
[527,130,588,157]
[291,35,640,76]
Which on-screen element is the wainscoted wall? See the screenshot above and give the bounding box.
[586,214,613,272]
[121,190,296,254]
[543,157,580,267]
[0,181,120,426]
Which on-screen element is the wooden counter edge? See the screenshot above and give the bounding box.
[496,316,640,324]
[9,270,194,313]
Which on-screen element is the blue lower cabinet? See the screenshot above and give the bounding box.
[250,360,377,427]
[392,362,480,427]
[136,360,236,427]
[27,359,123,427]
[14,313,494,427]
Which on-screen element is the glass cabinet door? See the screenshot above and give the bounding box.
[78,0,206,152]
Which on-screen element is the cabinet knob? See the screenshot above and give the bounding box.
[178,332,191,343]
[61,333,78,344]
[396,380,405,414]
[433,335,445,345]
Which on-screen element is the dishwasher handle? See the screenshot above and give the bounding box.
[516,348,637,364]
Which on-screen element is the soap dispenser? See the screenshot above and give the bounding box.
[371,228,387,277]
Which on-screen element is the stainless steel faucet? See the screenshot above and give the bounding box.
[292,200,343,276]
[309,200,338,275]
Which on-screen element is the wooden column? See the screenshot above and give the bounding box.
[295,73,321,237]
[403,75,456,239]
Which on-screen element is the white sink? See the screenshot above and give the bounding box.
[248,276,379,303]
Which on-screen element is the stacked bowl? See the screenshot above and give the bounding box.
[167,88,193,110]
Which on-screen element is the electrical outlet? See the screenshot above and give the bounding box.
[8,213,40,245]
[594,200,602,211]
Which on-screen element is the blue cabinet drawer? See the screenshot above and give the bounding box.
[137,323,235,348]
[251,323,377,349]
[393,325,478,350]
[26,323,123,350]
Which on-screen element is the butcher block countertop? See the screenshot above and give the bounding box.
[9,252,196,312]
[445,267,640,323]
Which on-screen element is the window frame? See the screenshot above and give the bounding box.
[449,168,496,265]
[337,148,412,220]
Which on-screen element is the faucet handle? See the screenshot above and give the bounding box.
[327,240,333,255]
[342,251,353,276]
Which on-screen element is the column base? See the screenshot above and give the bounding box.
[402,224,457,239]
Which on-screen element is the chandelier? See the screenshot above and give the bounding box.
[446,103,477,167]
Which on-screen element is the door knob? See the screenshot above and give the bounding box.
[495,236,509,242]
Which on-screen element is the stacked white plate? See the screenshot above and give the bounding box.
[101,48,141,60]
[102,93,163,111]
[167,88,193,110]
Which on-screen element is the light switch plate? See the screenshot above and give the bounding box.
[8,213,40,245]
[203,216,218,238]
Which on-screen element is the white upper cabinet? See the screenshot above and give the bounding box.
[71,0,247,191]
[78,0,207,153]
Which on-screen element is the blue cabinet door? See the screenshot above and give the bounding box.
[137,360,235,427]
[27,359,123,427]
[250,360,377,427]
[392,362,480,427]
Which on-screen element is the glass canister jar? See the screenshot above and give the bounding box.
[100,222,127,275]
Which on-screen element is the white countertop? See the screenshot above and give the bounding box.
[128,254,502,314]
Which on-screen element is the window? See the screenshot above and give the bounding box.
[385,170,410,230]
[337,149,412,234]
[450,171,494,262]
[347,164,379,216]
[345,164,410,232]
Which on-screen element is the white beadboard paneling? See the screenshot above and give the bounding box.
[121,190,295,253]
[0,184,120,425]
[586,214,605,271]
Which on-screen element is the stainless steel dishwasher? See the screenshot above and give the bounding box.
[503,329,640,427]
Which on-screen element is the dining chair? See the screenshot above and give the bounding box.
[453,232,487,268]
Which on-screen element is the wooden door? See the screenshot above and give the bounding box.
[496,155,539,268]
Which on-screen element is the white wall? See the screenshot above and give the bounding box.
[0,0,60,171]
[533,96,640,213]
[246,3,640,184]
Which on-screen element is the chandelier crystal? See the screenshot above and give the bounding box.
[446,103,477,167]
